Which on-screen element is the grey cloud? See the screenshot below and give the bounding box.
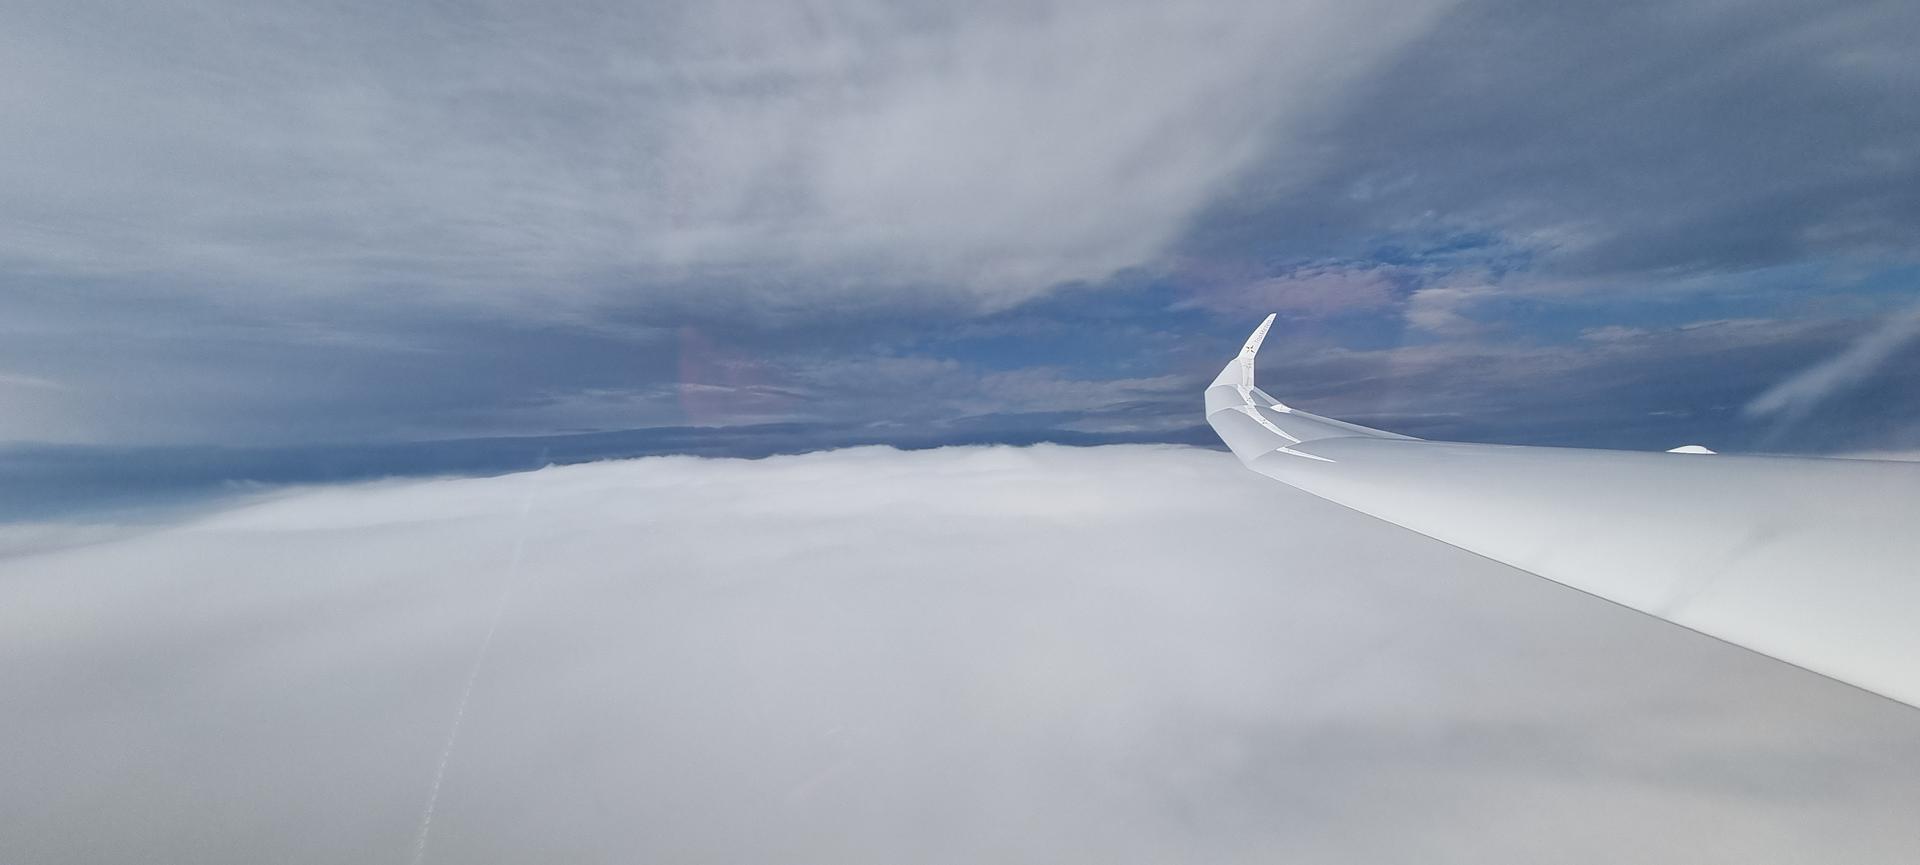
[4,446,1918,863]
[1746,302,1920,422]
[4,0,1917,461]
[1254,314,1920,452]
[781,354,1192,424]
[0,0,1451,312]
[1401,282,1497,335]
[1185,0,1920,279]
[1174,262,1403,317]
[468,348,1197,444]
[5,304,1915,500]
[0,0,1465,448]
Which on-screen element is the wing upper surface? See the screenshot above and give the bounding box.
[1206,317,1920,708]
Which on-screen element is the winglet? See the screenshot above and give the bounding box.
[1204,314,1419,465]
[1239,312,1277,380]
[1211,313,1277,390]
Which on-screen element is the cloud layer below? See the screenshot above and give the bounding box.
[5,446,1917,863]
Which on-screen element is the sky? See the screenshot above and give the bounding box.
[6,446,1920,864]
[2,0,1919,516]
[6,6,1920,857]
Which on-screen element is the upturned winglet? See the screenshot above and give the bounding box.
[1203,315,1417,465]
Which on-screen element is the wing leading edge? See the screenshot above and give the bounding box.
[1207,316,1920,708]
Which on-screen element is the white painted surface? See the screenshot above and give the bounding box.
[1207,318,1920,708]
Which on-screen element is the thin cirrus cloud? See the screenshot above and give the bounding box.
[1745,302,1920,424]
[3,446,1918,863]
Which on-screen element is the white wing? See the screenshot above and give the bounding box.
[1207,315,1920,707]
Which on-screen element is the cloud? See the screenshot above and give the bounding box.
[1578,325,1651,343]
[6,307,1915,506]
[1177,263,1402,316]
[1745,303,1920,422]
[1183,0,1920,278]
[4,446,1918,863]
[492,352,1195,440]
[0,372,64,390]
[0,0,1451,313]
[3,1,1918,462]
[1244,314,1920,452]
[1403,282,1497,335]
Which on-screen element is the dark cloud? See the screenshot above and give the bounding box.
[1186,0,1920,276]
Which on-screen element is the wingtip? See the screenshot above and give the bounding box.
[1204,314,1420,455]
[1237,314,1277,390]
[1210,314,1281,391]
[1242,313,1277,358]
